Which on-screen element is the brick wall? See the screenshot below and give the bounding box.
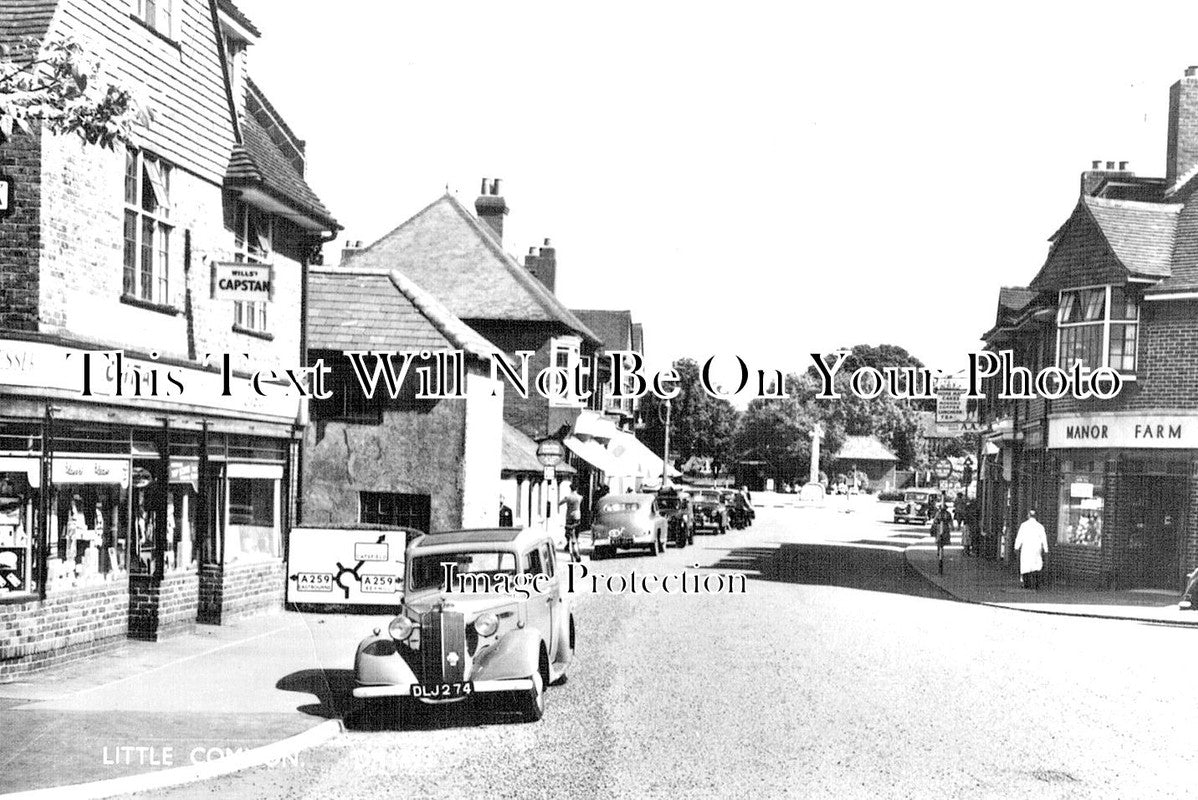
[198,559,284,625]
[0,127,42,331]
[128,571,200,641]
[0,582,128,680]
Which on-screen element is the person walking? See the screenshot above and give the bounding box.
[932,500,953,575]
[558,481,583,563]
[498,496,513,528]
[1014,509,1048,590]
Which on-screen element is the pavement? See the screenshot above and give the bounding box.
[0,609,390,798]
[903,526,1198,626]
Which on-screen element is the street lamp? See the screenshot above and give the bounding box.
[658,398,672,488]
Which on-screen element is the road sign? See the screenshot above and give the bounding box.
[934,458,953,479]
[935,376,967,424]
[543,465,556,482]
[536,438,565,467]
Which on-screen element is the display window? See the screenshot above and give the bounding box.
[225,473,280,561]
[167,460,199,572]
[0,470,39,596]
[1058,459,1104,547]
[49,462,131,590]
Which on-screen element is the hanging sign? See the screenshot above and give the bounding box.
[212,262,274,302]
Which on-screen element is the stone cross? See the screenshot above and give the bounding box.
[810,423,823,485]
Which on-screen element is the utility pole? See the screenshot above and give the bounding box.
[660,399,672,488]
[809,422,822,485]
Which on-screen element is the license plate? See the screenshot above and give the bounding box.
[411,682,473,699]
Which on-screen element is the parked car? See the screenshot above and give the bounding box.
[352,527,574,724]
[724,489,754,529]
[691,489,729,534]
[656,487,694,547]
[893,488,945,525]
[590,493,669,558]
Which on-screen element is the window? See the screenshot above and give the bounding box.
[1057,460,1104,547]
[359,491,431,532]
[232,200,272,331]
[225,477,279,561]
[133,0,174,38]
[123,148,172,305]
[1056,286,1139,373]
[549,336,582,408]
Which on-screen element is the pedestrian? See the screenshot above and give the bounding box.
[932,501,953,575]
[498,495,513,528]
[558,481,583,563]
[954,493,966,530]
[1014,509,1048,590]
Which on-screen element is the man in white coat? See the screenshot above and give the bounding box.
[1014,509,1048,590]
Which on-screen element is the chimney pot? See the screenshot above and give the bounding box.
[529,246,537,255]
[1092,160,1102,169]
[543,237,551,247]
[480,178,489,194]
[492,179,501,196]
[1119,161,1129,170]
[1105,161,1116,169]
[1186,66,1198,78]
[475,177,508,241]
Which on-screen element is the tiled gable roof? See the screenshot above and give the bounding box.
[1082,196,1180,278]
[225,83,338,230]
[0,0,57,58]
[216,0,260,38]
[998,286,1036,314]
[345,194,600,344]
[833,435,898,462]
[1148,194,1198,294]
[572,309,633,352]
[308,268,500,362]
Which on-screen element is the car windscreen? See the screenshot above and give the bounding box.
[695,491,720,502]
[657,497,681,510]
[408,551,517,592]
[599,501,644,514]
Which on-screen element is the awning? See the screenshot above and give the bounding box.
[573,409,621,441]
[565,435,623,475]
[606,431,681,480]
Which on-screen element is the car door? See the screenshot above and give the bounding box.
[523,546,555,655]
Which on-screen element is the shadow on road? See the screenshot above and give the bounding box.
[703,542,959,601]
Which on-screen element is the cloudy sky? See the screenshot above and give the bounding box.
[235,0,1198,383]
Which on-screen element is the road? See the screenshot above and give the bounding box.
[129,498,1198,800]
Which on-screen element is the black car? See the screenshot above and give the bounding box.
[656,488,694,547]
[690,489,729,534]
[723,490,754,529]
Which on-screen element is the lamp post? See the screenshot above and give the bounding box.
[659,398,672,488]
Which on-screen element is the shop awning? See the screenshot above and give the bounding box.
[606,431,681,480]
[565,435,624,476]
[573,409,621,440]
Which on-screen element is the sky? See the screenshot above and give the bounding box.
[234,0,1198,383]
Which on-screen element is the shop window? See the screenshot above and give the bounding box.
[123,148,172,306]
[226,477,279,561]
[1058,460,1104,547]
[359,491,431,532]
[232,200,272,332]
[0,472,39,596]
[51,478,131,589]
[1056,286,1139,374]
[167,461,199,572]
[549,336,582,408]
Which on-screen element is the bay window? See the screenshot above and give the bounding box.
[123,148,172,305]
[1056,286,1139,374]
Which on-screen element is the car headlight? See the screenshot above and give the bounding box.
[474,612,499,637]
[388,615,415,641]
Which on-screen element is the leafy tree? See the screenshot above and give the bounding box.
[733,373,845,482]
[1,36,150,147]
[639,358,740,473]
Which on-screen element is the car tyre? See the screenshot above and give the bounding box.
[518,664,546,722]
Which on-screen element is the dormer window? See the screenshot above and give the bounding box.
[1057,286,1139,374]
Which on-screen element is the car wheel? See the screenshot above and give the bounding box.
[718,522,726,535]
[591,546,604,561]
[517,667,546,723]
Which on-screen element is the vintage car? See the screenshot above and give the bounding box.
[655,487,694,547]
[893,488,944,525]
[590,493,669,558]
[723,489,754,529]
[691,489,729,534]
[352,527,574,723]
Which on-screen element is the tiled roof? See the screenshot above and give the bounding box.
[833,435,898,462]
[503,422,575,475]
[308,268,500,361]
[216,0,261,38]
[1149,196,1198,293]
[1082,196,1181,278]
[998,287,1036,313]
[345,194,600,343]
[225,83,338,230]
[0,0,56,58]
[571,309,632,352]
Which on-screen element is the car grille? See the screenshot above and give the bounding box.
[419,610,467,684]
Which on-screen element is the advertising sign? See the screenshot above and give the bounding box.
[52,458,130,486]
[935,377,967,424]
[286,526,415,606]
[212,262,274,302]
[1048,415,1198,449]
[536,438,565,467]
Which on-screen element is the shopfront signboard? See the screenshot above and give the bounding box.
[52,458,130,486]
[1048,415,1198,449]
[286,526,413,606]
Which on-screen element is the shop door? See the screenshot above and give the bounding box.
[1126,477,1184,589]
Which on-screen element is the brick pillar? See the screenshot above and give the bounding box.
[198,563,223,625]
[127,573,161,641]
[1101,457,1120,589]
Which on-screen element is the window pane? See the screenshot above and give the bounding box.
[1109,323,1137,372]
[124,149,138,205]
[1111,287,1138,321]
[123,211,138,294]
[140,217,154,299]
[1082,288,1105,321]
[1059,324,1103,370]
[1058,470,1104,547]
[1058,292,1077,324]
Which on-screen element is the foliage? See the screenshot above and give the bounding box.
[639,358,740,474]
[0,36,150,147]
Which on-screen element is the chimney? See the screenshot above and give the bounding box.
[475,178,508,242]
[525,237,557,293]
[340,239,363,265]
[1167,66,1198,186]
[1080,159,1133,197]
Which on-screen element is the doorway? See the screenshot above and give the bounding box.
[1124,476,1184,589]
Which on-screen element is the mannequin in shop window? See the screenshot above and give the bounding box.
[135,490,156,573]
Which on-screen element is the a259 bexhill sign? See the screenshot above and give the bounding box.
[211,262,273,302]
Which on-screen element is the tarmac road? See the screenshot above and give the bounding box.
[127,500,1198,800]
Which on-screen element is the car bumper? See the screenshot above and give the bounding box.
[353,678,534,700]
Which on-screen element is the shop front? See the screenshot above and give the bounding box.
[0,339,300,677]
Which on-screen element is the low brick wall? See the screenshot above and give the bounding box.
[199,559,284,625]
[0,582,129,680]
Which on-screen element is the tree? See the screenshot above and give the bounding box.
[639,358,740,473]
[733,373,845,483]
[1,36,150,147]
